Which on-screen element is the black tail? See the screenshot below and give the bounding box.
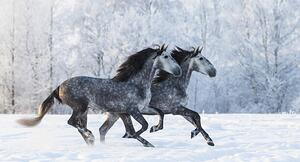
[17,87,62,127]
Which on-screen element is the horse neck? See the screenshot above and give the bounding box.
[129,58,155,90]
[167,59,191,91]
[183,59,194,89]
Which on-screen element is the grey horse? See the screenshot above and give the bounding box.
[17,45,182,147]
[99,46,216,146]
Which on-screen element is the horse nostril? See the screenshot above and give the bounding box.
[208,69,216,77]
[174,68,182,77]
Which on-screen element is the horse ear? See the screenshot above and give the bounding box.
[195,47,200,54]
[155,44,165,58]
[176,46,184,51]
[193,46,203,57]
[164,44,168,51]
[199,46,203,54]
[160,44,165,51]
[191,47,195,52]
[190,47,197,57]
[153,44,160,50]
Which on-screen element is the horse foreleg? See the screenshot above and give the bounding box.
[99,112,119,142]
[182,116,201,138]
[149,107,164,133]
[172,105,214,146]
[128,109,148,137]
[118,113,135,138]
[119,113,154,147]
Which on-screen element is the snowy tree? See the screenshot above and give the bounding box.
[0,0,299,114]
[236,0,300,112]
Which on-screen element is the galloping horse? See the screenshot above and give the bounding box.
[18,45,182,147]
[100,46,216,146]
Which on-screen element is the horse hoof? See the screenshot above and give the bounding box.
[207,140,215,146]
[100,136,105,143]
[150,125,162,133]
[150,126,156,133]
[122,132,134,138]
[87,141,94,146]
[122,133,129,138]
[83,131,95,146]
[86,137,95,146]
[143,142,155,147]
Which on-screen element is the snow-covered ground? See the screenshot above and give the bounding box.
[0,114,299,162]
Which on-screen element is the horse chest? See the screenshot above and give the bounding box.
[176,91,188,106]
[164,88,187,107]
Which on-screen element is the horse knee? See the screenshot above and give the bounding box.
[194,113,200,120]
[141,122,148,131]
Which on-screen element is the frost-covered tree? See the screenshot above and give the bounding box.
[0,0,299,114]
[236,0,300,112]
[9,0,16,113]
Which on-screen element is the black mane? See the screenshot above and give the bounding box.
[112,48,157,82]
[152,47,192,84]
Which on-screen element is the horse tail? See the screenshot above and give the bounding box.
[17,87,62,127]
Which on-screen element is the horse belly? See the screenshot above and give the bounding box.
[90,92,125,112]
[92,99,126,113]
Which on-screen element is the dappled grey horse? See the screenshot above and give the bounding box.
[18,45,182,147]
[100,46,216,146]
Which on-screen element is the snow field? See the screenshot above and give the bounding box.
[0,114,299,162]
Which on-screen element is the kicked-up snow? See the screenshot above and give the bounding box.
[0,114,299,162]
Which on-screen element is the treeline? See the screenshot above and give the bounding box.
[0,0,299,114]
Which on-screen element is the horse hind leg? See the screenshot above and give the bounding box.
[77,113,95,146]
[99,112,119,142]
[149,107,164,133]
[128,108,148,137]
[120,113,135,139]
[68,106,95,146]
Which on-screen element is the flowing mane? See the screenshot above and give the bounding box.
[112,48,157,82]
[152,47,192,84]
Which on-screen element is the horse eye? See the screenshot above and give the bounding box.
[199,57,203,60]
[164,55,169,59]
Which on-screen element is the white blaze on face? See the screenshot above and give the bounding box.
[155,52,182,76]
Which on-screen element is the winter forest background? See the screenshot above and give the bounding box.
[0,0,299,114]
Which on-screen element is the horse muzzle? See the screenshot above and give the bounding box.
[208,69,216,77]
[173,68,182,77]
